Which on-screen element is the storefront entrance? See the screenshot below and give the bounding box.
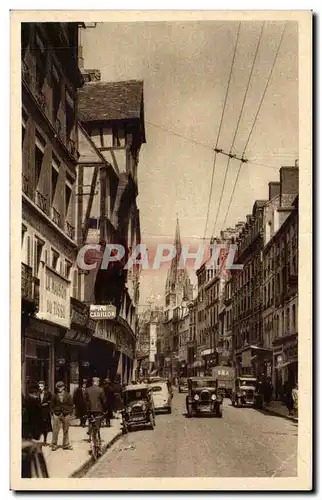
[24,338,53,393]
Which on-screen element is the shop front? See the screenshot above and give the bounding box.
[236,345,273,377]
[273,334,298,397]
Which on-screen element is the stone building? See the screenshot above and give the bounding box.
[231,201,272,377]
[21,22,89,394]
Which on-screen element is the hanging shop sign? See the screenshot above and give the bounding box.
[37,267,70,329]
[90,304,117,320]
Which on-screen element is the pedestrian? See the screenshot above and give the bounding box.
[266,377,273,404]
[50,381,74,451]
[37,381,52,445]
[102,377,114,427]
[85,377,106,444]
[283,379,294,415]
[112,374,123,418]
[292,382,298,417]
[23,383,42,441]
[73,379,88,427]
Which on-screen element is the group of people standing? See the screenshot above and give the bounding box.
[22,374,124,451]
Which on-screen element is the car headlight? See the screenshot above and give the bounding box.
[241,390,246,395]
[194,394,199,401]
[141,404,147,411]
[211,394,216,401]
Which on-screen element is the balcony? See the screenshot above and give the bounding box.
[65,221,75,240]
[51,207,62,228]
[21,264,39,309]
[35,190,48,214]
[21,60,32,86]
[35,91,46,111]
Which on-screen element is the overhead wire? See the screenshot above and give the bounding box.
[202,21,242,243]
[220,23,287,231]
[210,22,265,240]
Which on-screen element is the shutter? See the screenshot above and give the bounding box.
[73,270,78,299]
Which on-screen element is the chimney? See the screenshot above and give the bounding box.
[279,167,299,208]
[268,181,280,200]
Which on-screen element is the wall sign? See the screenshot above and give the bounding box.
[37,267,70,328]
[90,304,117,320]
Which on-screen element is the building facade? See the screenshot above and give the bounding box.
[21,22,87,394]
[261,167,299,397]
[76,75,145,385]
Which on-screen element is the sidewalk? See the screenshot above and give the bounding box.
[261,400,298,423]
[41,418,122,478]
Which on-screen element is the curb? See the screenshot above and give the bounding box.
[69,431,123,478]
[261,406,298,423]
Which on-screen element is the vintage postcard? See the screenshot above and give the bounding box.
[11,10,312,491]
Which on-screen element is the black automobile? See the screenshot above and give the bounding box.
[121,383,156,433]
[186,377,223,418]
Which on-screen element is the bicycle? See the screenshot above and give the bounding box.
[87,412,105,460]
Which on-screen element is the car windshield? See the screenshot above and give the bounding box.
[191,380,217,388]
[239,379,256,386]
[150,385,164,392]
[124,390,148,403]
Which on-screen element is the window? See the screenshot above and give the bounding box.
[292,304,296,331]
[65,89,74,139]
[51,159,59,204]
[65,182,72,215]
[51,249,59,270]
[35,146,44,186]
[52,66,61,122]
[35,31,46,93]
[65,261,72,280]
[286,308,290,332]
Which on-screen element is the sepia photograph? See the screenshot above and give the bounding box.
[11,9,312,490]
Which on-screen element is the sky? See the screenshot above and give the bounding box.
[81,20,298,308]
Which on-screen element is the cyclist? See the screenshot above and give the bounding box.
[85,377,106,449]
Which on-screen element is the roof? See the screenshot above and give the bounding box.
[78,80,144,122]
[123,383,149,391]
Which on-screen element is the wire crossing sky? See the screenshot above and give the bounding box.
[82,20,298,306]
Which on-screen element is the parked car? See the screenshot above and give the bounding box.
[186,377,223,418]
[149,381,172,414]
[22,440,49,478]
[178,378,188,393]
[231,376,263,408]
[121,384,155,433]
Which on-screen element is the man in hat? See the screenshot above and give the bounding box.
[85,377,106,444]
[73,379,88,427]
[50,381,74,451]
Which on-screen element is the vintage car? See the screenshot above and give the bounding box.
[121,384,156,433]
[231,376,263,408]
[22,440,49,478]
[185,377,223,417]
[178,377,188,393]
[149,381,172,413]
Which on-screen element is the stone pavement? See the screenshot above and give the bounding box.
[262,400,298,422]
[41,418,122,478]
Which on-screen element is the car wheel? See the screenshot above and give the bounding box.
[187,405,192,418]
[150,413,155,429]
[237,398,242,408]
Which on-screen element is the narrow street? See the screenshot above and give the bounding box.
[86,393,297,478]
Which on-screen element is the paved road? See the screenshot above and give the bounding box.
[86,393,297,478]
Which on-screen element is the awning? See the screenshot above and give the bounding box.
[276,359,298,370]
[201,348,215,357]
